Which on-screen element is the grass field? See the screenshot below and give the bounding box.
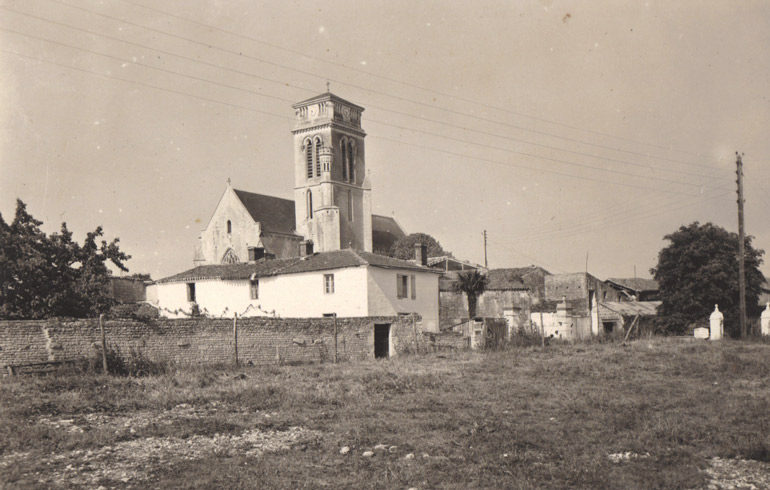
[2,338,770,489]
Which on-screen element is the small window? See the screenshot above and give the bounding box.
[324,274,335,294]
[226,220,232,234]
[250,279,259,300]
[410,275,416,300]
[307,190,313,219]
[397,274,408,299]
[186,283,196,302]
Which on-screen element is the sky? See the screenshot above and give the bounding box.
[1,0,769,281]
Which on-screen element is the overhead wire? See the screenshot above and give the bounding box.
[115,0,708,159]
[38,0,730,172]
[0,17,726,196]
[0,6,730,187]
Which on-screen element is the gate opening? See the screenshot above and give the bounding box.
[374,324,391,358]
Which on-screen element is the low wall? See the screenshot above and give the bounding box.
[0,316,466,369]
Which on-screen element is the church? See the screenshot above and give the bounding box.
[154,92,440,330]
[193,92,405,265]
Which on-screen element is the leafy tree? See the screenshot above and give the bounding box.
[651,222,764,336]
[453,270,488,320]
[0,199,130,319]
[389,232,450,261]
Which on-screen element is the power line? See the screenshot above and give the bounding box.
[38,0,728,172]
[0,6,728,186]
[0,22,725,193]
[116,0,708,159]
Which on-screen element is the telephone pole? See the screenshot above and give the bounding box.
[483,230,488,269]
[736,152,747,339]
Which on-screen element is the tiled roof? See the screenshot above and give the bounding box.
[158,250,436,284]
[600,301,661,317]
[156,258,302,283]
[233,189,299,235]
[606,278,659,292]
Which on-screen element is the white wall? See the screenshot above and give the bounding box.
[266,267,369,317]
[156,266,440,326]
[367,267,440,332]
[200,186,262,265]
[530,312,573,340]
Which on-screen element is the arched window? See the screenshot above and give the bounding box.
[305,139,313,179]
[221,248,239,264]
[347,140,355,183]
[226,220,232,234]
[307,190,313,219]
[341,138,348,181]
[314,137,322,177]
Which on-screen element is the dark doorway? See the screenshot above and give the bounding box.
[603,321,615,334]
[374,324,391,358]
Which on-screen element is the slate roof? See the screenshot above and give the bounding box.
[232,189,405,251]
[371,214,406,253]
[233,189,298,235]
[157,250,436,284]
[600,301,661,317]
[606,278,659,292]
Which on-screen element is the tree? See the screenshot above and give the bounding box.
[389,232,450,261]
[453,270,488,320]
[651,222,765,336]
[0,199,130,319]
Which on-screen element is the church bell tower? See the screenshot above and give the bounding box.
[292,92,372,252]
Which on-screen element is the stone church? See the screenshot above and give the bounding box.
[193,92,406,265]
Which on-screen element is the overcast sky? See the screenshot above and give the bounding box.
[2,0,769,281]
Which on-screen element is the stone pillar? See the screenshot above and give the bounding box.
[709,304,724,340]
[761,303,770,336]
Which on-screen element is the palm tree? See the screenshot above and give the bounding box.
[453,270,488,320]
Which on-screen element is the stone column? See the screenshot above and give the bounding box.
[761,303,770,336]
[709,304,724,340]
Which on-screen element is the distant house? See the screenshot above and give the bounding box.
[439,267,544,333]
[156,248,441,331]
[605,278,660,302]
[598,300,661,336]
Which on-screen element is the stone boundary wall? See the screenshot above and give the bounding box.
[0,316,466,369]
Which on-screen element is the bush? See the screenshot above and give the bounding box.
[90,344,169,376]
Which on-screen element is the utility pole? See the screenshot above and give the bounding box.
[483,230,488,269]
[737,152,747,339]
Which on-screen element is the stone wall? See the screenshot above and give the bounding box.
[0,316,465,369]
[439,289,530,330]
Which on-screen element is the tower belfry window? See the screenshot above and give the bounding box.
[307,190,313,219]
[305,140,313,179]
[347,141,355,183]
[341,139,348,181]
[314,138,322,177]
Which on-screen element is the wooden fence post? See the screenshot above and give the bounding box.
[99,314,108,374]
[233,313,239,367]
[539,311,545,349]
[333,313,338,364]
[412,312,419,354]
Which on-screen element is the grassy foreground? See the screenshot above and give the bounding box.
[2,338,770,489]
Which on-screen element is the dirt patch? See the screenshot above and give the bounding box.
[705,457,770,489]
[1,405,318,487]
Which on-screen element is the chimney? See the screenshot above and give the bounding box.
[248,246,265,263]
[414,243,428,266]
[300,240,314,257]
